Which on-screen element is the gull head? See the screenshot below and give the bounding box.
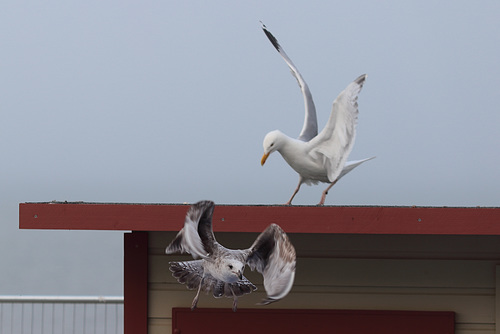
[261,130,284,166]
[221,258,245,283]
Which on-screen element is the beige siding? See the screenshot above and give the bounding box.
[149,231,500,334]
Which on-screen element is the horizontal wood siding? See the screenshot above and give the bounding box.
[148,232,500,334]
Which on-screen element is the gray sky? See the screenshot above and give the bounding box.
[1,1,499,295]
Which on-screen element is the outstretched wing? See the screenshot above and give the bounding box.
[169,261,256,298]
[246,224,296,305]
[309,74,367,183]
[165,200,217,259]
[261,22,318,142]
[169,260,206,290]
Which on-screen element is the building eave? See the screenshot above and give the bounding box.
[19,202,500,235]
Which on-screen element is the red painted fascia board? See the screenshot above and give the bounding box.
[19,202,500,235]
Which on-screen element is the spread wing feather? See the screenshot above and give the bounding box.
[165,200,216,259]
[261,22,318,142]
[246,224,296,305]
[309,74,367,183]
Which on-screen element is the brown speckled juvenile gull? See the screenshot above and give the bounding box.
[165,200,296,311]
[260,22,375,205]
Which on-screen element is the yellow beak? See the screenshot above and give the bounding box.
[261,152,270,166]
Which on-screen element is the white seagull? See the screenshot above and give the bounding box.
[260,23,375,205]
[165,200,296,311]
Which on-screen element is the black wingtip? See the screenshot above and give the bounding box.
[260,22,281,52]
[355,74,367,87]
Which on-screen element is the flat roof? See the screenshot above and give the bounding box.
[18,202,500,235]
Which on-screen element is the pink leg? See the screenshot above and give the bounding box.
[318,180,338,206]
[285,180,302,205]
[230,286,238,312]
[191,277,204,310]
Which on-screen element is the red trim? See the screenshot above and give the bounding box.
[19,202,500,235]
[124,232,148,334]
[172,308,455,334]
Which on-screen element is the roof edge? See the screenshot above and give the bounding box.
[19,202,500,235]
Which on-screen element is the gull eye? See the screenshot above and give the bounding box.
[270,143,274,147]
[228,265,233,269]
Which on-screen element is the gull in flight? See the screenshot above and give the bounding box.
[260,23,375,205]
[165,200,296,311]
